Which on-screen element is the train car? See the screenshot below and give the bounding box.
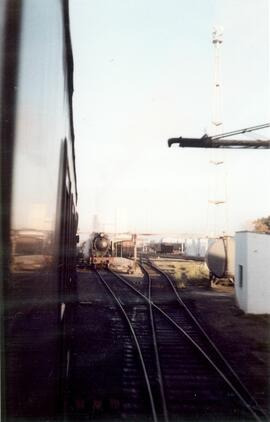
[83,232,112,269]
[205,236,235,285]
[114,239,135,258]
[0,1,78,420]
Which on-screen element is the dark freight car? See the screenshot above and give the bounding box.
[160,244,174,253]
[115,240,135,258]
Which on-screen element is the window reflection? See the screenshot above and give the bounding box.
[11,229,53,272]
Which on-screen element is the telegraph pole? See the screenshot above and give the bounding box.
[212,25,223,135]
[210,25,226,236]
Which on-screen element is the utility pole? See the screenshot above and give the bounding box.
[212,25,223,135]
[133,234,137,262]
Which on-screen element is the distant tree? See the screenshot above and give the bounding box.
[253,215,270,233]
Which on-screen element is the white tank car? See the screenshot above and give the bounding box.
[205,236,235,284]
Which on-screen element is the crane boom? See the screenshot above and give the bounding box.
[168,123,270,149]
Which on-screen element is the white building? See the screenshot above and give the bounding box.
[235,231,270,314]
[184,238,212,258]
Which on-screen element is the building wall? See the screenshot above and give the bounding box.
[235,232,270,314]
[184,238,214,258]
[235,232,248,311]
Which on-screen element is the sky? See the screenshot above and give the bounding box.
[70,0,270,238]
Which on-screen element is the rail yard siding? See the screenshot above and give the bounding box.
[235,231,270,314]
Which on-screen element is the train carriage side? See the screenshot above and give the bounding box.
[0,1,78,420]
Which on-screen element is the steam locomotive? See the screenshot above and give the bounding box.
[83,232,112,268]
[1,1,78,420]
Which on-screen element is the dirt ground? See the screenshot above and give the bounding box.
[152,258,270,414]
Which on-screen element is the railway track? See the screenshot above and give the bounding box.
[95,263,268,422]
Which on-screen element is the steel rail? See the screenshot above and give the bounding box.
[109,267,266,422]
[148,260,268,420]
[95,270,158,422]
[145,266,169,422]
